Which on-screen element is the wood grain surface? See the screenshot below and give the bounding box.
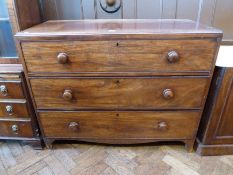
[22,39,216,74]
[39,111,199,139]
[0,119,33,137]
[0,80,24,99]
[15,19,222,41]
[30,77,208,110]
[197,67,233,155]
[15,19,222,150]
[0,100,29,118]
[1,140,233,175]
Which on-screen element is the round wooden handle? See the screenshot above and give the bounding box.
[163,89,174,99]
[158,122,167,130]
[63,90,73,101]
[106,0,116,6]
[11,124,19,133]
[167,51,179,63]
[68,122,79,131]
[57,53,68,64]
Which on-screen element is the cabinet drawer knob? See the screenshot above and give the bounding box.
[63,89,73,101]
[158,121,167,130]
[68,122,79,131]
[6,105,13,114]
[163,89,174,99]
[0,85,8,96]
[106,0,116,6]
[57,53,68,64]
[11,124,19,133]
[167,51,179,63]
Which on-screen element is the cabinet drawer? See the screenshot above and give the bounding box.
[0,119,33,138]
[22,40,216,74]
[31,77,208,110]
[39,111,199,139]
[0,76,24,99]
[0,100,29,118]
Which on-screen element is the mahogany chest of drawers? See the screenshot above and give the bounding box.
[0,64,41,149]
[16,19,222,151]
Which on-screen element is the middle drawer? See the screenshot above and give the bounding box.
[30,77,208,110]
[0,100,29,118]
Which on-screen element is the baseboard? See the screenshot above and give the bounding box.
[196,139,233,156]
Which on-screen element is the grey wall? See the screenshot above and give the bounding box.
[0,0,17,58]
[40,0,233,41]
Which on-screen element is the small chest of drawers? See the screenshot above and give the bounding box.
[16,19,222,151]
[0,65,41,149]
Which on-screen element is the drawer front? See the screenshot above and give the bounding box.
[31,77,208,110]
[0,81,24,99]
[22,40,216,74]
[0,101,29,118]
[0,120,33,138]
[39,111,199,139]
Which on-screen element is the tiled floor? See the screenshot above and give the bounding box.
[0,141,233,175]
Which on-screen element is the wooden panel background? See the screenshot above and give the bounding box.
[39,0,233,42]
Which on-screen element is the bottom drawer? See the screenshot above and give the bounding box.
[0,119,33,138]
[39,111,200,139]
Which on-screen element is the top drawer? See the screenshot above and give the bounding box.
[0,75,24,99]
[22,40,216,75]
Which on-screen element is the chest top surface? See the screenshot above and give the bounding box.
[16,19,222,40]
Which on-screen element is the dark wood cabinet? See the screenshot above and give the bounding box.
[16,19,222,151]
[0,0,43,149]
[0,64,42,149]
[197,67,233,155]
[8,0,223,151]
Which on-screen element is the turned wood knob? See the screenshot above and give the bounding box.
[63,89,73,101]
[11,124,19,133]
[6,105,13,114]
[0,85,8,96]
[163,89,174,99]
[167,51,179,63]
[106,0,116,6]
[57,53,68,64]
[158,122,167,130]
[68,122,79,131]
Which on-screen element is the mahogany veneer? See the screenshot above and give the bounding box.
[0,100,29,118]
[22,40,216,74]
[30,77,208,110]
[197,67,233,155]
[0,119,33,138]
[16,19,222,151]
[0,64,42,149]
[40,111,199,140]
[0,78,24,99]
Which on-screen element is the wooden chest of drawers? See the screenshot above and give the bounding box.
[16,19,222,151]
[0,64,42,149]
